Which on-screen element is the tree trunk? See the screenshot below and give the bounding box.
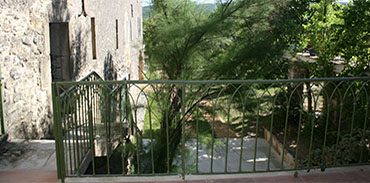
[154,87,183,173]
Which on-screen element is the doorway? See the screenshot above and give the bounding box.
[49,23,72,81]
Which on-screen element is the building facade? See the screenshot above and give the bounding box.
[0,0,143,139]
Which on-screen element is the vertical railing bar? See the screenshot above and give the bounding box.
[121,84,127,176]
[267,86,277,172]
[79,86,85,158]
[79,87,85,174]
[294,103,303,170]
[307,91,318,171]
[76,88,83,174]
[112,86,119,174]
[239,102,245,173]
[122,141,126,176]
[210,90,216,174]
[84,85,90,156]
[63,96,72,176]
[149,98,155,174]
[92,84,97,176]
[181,83,186,180]
[134,107,140,175]
[85,85,89,155]
[253,88,260,172]
[66,94,76,175]
[307,108,316,169]
[68,94,75,175]
[87,84,96,176]
[52,83,62,179]
[166,98,170,174]
[196,105,199,174]
[60,91,67,180]
[104,85,111,175]
[322,85,332,169]
[120,86,125,175]
[59,97,65,176]
[334,93,344,166]
[359,88,369,163]
[109,85,113,175]
[59,95,67,175]
[72,91,79,174]
[125,84,140,175]
[126,82,133,175]
[224,104,231,173]
[238,83,247,173]
[75,85,83,175]
[89,83,94,154]
[122,142,126,176]
[281,85,296,170]
[82,86,87,166]
[93,84,99,176]
[62,93,69,179]
[104,85,108,174]
[295,82,305,170]
[349,95,357,138]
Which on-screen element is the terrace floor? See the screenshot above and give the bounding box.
[0,139,369,183]
[0,166,369,183]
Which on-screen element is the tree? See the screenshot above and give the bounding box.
[336,0,370,75]
[143,0,330,172]
[145,0,260,173]
[299,0,344,77]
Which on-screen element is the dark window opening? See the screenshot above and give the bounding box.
[131,4,134,17]
[130,20,133,41]
[116,19,119,49]
[91,17,97,59]
[49,22,72,82]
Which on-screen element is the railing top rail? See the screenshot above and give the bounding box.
[52,76,370,86]
[79,71,102,81]
[58,71,103,97]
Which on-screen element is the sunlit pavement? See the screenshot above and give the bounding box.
[0,139,369,183]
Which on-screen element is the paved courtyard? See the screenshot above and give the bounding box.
[0,139,369,183]
[174,138,286,173]
[0,139,56,170]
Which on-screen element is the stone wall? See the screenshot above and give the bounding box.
[0,0,143,139]
[0,0,52,139]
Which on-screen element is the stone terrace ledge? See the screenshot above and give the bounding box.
[65,165,370,183]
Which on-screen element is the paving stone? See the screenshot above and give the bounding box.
[174,138,285,174]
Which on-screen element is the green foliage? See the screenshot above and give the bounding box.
[143,0,318,173]
[288,0,370,77]
[299,0,345,77]
[144,0,210,80]
[145,0,299,80]
[142,0,370,174]
[143,93,162,138]
[305,129,370,167]
[270,0,319,52]
[336,0,370,75]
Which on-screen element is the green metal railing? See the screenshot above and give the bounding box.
[53,77,370,181]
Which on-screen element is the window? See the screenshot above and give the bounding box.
[116,19,119,49]
[130,20,133,41]
[131,4,134,17]
[91,17,97,59]
[137,17,142,38]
